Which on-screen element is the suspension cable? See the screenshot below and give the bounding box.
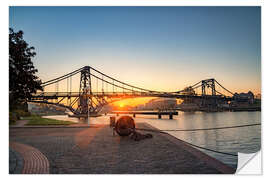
[42,67,83,86]
[214,89,225,96]
[96,77,98,94]
[214,80,234,95]
[173,81,201,93]
[102,75,104,93]
[70,76,72,93]
[39,66,236,99]
[91,73,136,93]
[90,66,163,93]
[113,80,114,93]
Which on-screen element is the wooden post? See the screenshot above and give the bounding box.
[133,114,136,118]
[169,113,173,119]
[158,114,162,119]
[110,116,116,128]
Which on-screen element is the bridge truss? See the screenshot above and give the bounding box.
[30,66,235,116]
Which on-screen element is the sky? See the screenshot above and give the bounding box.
[9,6,261,97]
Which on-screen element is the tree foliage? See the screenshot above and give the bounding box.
[9,28,42,109]
[182,86,196,95]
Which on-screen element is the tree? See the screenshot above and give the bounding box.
[182,86,196,95]
[9,28,42,110]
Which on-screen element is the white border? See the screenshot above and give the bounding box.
[8,0,262,6]
[2,0,268,179]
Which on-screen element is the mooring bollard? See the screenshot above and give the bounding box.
[133,114,136,118]
[110,116,116,128]
[158,114,162,119]
[114,116,153,141]
[110,116,116,136]
[115,116,135,136]
[169,113,173,119]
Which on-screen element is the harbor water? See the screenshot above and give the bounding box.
[44,111,261,169]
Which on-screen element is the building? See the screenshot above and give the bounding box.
[231,91,255,106]
[144,98,177,110]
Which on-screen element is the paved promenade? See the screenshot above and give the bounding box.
[9,123,235,174]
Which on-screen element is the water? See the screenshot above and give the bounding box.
[44,111,261,168]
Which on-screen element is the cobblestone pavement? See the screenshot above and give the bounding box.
[9,148,23,174]
[9,123,232,174]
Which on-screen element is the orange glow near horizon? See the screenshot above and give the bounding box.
[112,97,156,108]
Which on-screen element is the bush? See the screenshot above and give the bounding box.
[9,112,18,125]
[9,109,31,124]
[13,109,31,118]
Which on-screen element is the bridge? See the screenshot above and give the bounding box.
[30,66,236,117]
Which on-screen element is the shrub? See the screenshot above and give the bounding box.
[9,112,18,125]
[14,109,31,118]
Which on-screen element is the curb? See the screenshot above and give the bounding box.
[9,125,101,128]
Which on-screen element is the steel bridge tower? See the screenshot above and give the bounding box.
[201,79,216,96]
[78,66,92,115]
[201,79,217,110]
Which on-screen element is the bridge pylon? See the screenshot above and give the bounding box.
[201,78,216,96]
[200,78,219,111]
[78,66,93,115]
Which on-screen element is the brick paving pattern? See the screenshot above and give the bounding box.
[9,123,234,174]
[10,142,49,174]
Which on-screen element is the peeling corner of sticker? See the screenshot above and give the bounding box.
[236,150,262,174]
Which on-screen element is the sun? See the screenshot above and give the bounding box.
[119,103,124,108]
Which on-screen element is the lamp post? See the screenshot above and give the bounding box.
[85,86,90,127]
[88,95,90,126]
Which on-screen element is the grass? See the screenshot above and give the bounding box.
[24,115,76,126]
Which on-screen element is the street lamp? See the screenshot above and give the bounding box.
[84,86,91,127]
